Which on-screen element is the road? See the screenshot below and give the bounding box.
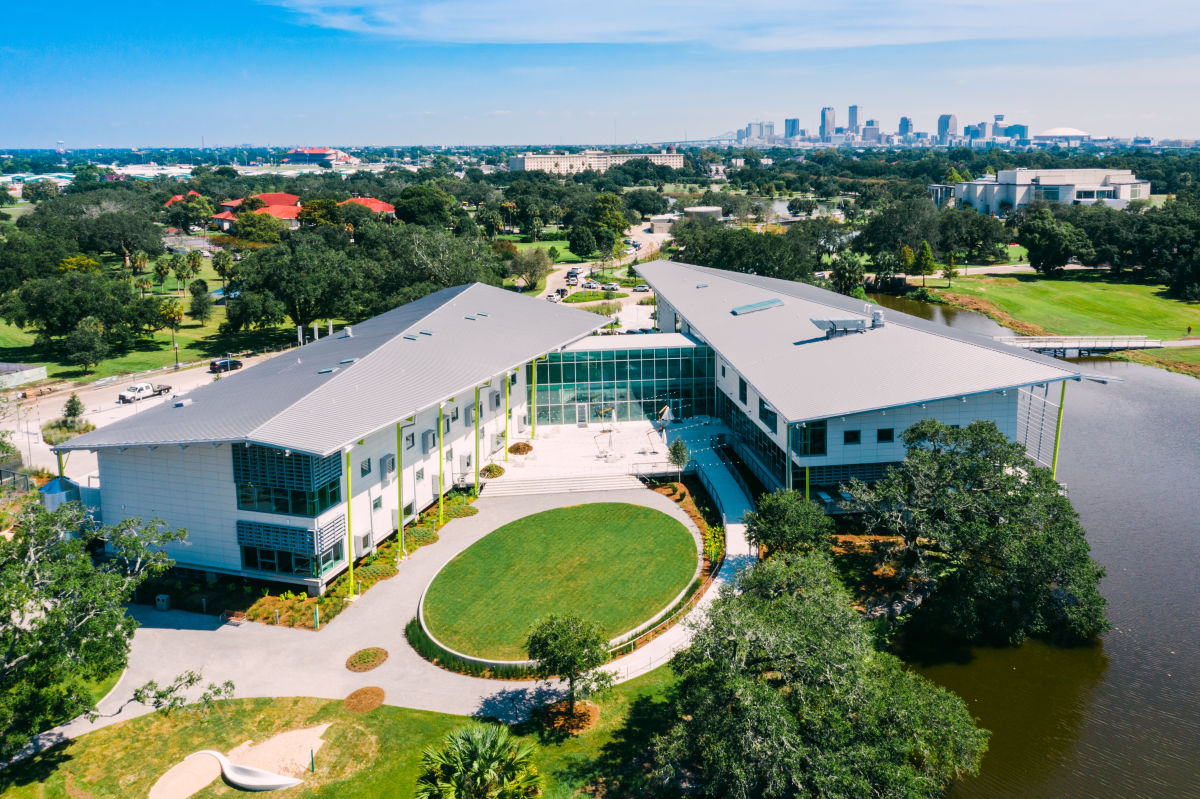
[2,353,281,479]
[541,223,672,316]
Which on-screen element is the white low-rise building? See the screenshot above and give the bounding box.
[509,149,684,175]
[955,168,1150,214]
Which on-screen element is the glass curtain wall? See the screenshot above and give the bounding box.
[532,345,715,426]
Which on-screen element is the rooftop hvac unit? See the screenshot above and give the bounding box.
[810,318,868,338]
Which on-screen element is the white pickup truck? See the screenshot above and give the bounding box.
[118,382,172,403]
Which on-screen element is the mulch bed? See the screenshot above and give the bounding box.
[344,687,385,713]
[508,441,533,455]
[539,700,600,734]
[345,647,389,672]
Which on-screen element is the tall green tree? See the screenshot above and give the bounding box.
[847,420,1109,644]
[526,614,613,716]
[393,184,456,228]
[829,253,866,296]
[506,247,552,293]
[1017,208,1096,275]
[234,210,287,243]
[745,489,833,556]
[415,723,543,799]
[567,226,597,258]
[211,249,236,294]
[20,180,59,203]
[913,240,938,287]
[65,316,108,372]
[943,253,959,286]
[152,258,171,292]
[655,553,988,798]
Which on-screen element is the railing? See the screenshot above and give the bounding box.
[711,442,754,508]
[0,468,32,493]
[997,335,1163,351]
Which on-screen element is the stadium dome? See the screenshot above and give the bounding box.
[1038,127,1090,137]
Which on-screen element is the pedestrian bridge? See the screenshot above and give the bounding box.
[997,335,1163,354]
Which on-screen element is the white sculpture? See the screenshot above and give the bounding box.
[186,750,303,792]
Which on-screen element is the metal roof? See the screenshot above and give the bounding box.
[58,283,605,456]
[637,260,1081,424]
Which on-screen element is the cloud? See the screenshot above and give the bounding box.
[265,0,1198,50]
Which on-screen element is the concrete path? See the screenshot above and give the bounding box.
[30,485,723,755]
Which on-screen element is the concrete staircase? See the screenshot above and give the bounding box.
[480,474,644,498]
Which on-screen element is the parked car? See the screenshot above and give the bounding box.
[633,284,650,292]
[602,282,620,291]
[546,293,560,302]
[566,276,578,286]
[119,383,172,403]
[583,281,600,290]
[556,287,569,297]
[209,358,243,373]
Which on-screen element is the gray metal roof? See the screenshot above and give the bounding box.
[637,260,1080,424]
[59,283,605,456]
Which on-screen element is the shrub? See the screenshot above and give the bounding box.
[405,618,537,680]
[480,463,505,479]
[906,286,943,304]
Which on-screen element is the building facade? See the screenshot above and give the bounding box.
[508,149,684,175]
[955,168,1151,214]
[820,107,836,141]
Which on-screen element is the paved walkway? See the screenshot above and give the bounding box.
[31,484,750,755]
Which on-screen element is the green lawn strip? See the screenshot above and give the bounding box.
[423,503,697,660]
[562,290,629,304]
[1109,345,1200,379]
[495,234,585,265]
[0,667,680,798]
[940,272,1200,340]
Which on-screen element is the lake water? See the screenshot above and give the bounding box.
[869,294,1200,798]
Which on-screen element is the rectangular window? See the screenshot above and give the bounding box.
[360,458,371,477]
[450,406,459,422]
[443,416,451,434]
[415,468,425,481]
[372,496,382,511]
[738,378,747,404]
[877,428,894,443]
[405,433,415,449]
[758,397,777,433]
[844,429,861,445]
[721,364,726,377]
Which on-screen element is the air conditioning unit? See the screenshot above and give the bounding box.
[354,532,373,554]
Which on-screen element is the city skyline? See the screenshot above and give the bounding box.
[2,0,1199,148]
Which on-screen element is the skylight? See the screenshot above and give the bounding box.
[731,298,783,316]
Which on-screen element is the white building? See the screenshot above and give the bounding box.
[58,263,1086,593]
[508,149,684,175]
[955,168,1151,215]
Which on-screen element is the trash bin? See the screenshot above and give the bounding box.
[155,594,170,611]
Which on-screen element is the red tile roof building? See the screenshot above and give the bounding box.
[164,190,201,206]
[338,197,395,216]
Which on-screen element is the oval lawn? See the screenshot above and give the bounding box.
[421,502,697,660]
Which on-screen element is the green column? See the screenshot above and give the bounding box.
[784,423,792,492]
[805,466,810,501]
[474,385,480,497]
[396,421,405,559]
[504,374,510,461]
[1051,381,1067,480]
[531,359,538,440]
[344,449,354,596]
[437,404,445,526]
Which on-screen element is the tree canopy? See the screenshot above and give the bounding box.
[744,489,834,556]
[847,419,1109,644]
[526,613,613,716]
[654,553,989,798]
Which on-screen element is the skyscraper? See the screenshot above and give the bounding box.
[784,118,800,138]
[898,116,913,137]
[848,105,860,133]
[820,107,836,141]
[937,114,958,143]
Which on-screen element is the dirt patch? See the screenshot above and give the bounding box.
[540,700,600,734]
[344,687,384,713]
[939,292,1049,336]
[345,647,388,672]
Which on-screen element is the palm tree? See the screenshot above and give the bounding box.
[415,724,542,799]
[130,250,149,276]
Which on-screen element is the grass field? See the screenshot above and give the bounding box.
[423,503,697,660]
[0,667,680,798]
[1111,345,1200,378]
[496,233,586,265]
[938,271,1200,340]
[562,290,629,304]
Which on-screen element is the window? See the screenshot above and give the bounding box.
[721,364,726,377]
[450,406,459,422]
[360,458,371,477]
[738,378,748,404]
[240,545,315,577]
[372,496,382,511]
[405,433,415,449]
[790,420,827,457]
[509,372,518,386]
[844,429,861,445]
[877,428,894,443]
[415,468,424,481]
[443,416,451,434]
[758,397,777,433]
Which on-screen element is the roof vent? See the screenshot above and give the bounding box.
[174,398,192,408]
[477,311,489,317]
[402,333,418,341]
[419,329,434,336]
[339,357,358,364]
[465,315,476,320]
[317,367,339,375]
[811,318,868,338]
[732,298,783,316]
[871,310,885,328]
[696,283,708,289]
[340,326,353,338]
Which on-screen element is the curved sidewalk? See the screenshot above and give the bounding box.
[31,485,732,755]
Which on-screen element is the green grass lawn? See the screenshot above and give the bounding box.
[423,503,697,660]
[1111,345,1200,379]
[939,271,1200,339]
[496,234,585,265]
[562,290,629,304]
[0,667,680,798]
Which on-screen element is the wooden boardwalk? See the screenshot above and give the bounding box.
[997,335,1163,354]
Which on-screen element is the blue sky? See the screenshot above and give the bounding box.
[3,0,1198,148]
